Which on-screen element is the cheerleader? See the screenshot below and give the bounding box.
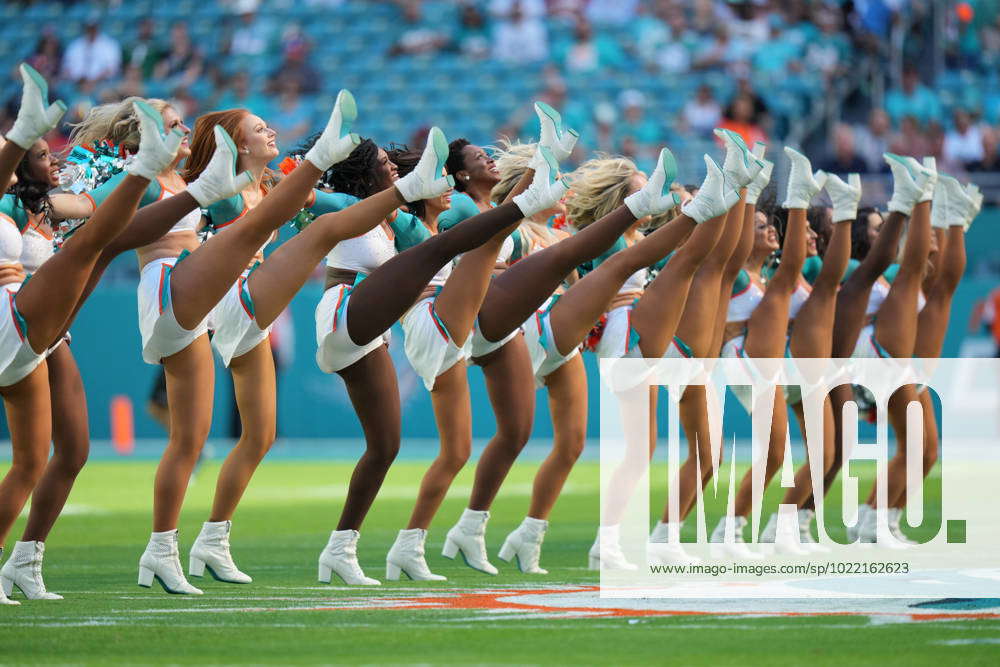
[0,66,182,605]
[301,130,568,585]
[709,148,827,558]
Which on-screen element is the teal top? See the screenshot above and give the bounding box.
[436,191,525,262]
[307,189,432,253]
[801,255,823,285]
[732,268,752,296]
[85,172,163,209]
[0,194,31,232]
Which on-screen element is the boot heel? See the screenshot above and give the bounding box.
[385,562,401,581]
[0,573,13,596]
[498,539,516,563]
[318,562,332,584]
[588,555,601,570]
[441,538,458,559]
[189,556,206,578]
[138,565,154,588]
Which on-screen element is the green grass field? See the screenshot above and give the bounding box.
[1,456,998,665]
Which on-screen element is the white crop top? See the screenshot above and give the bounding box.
[788,279,812,320]
[325,223,396,275]
[866,277,890,316]
[162,186,201,235]
[20,225,54,273]
[0,218,23,267]
[728,270,765,322]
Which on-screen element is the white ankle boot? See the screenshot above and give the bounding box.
[710,516,764,560]
[648,521,700,565]
[888,508,918,546]
[498,517,549,574]
[139,530,203,595]
[386,528,446,581]
[318,530,380,586]
[189,520,252,584]
[0,549,20,605]
[0,540,63,600]
[797,509,830,553]
[759,514,808,556]
[443,509,498,575]
[588,525,638,571]
[304,89,360,171]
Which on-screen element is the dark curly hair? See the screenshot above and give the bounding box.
[444,138,470,192]
[851,206,881,261]
[293,134,383,199]
[385,144,426,220]
[8,153,51,217]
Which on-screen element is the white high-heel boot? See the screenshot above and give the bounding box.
[0,549,21,605]
[797,509,830,553]
[0,540,63,600]
[138,530,203,595]
[709,516,764,560]
[887,508,918,546]
[498,517,549,574]
[318,530,380,585]
[443,509,498,575]
[759,514,808,556]
[386,529,446,581]
[648,521,700,565]
[588,525,638,571]
[189,520,252,584]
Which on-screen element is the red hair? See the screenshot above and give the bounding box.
[183,109,250,183]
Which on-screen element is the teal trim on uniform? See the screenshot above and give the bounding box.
[308,190,358,215]
[672,335,693,358]
[841,258,860,284]
[10,285,28,340]
[511,228,524,262]
[429,285,455,342]
[389,209,432,251]
[87,172,162,209]
[437,192,480,232]
[802,255,823,285]
[883,263,900,284]
[0,194,31,233]
[731,268,751,296]
[334,272,367,329]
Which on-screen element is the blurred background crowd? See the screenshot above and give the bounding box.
[1,0,999,265]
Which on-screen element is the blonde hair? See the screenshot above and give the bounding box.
[68,97,171,153]
[565,156,641,229]
[489,139,537,204]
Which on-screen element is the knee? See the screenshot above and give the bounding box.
[52,444,89,477]
[497,416,533,450]
[237,429,276,462]
[553,430,585,466]
[12,450,48,485]
[363,437,400,470]
[438,449,471,476]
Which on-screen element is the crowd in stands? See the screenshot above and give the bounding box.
[1,0,998,180]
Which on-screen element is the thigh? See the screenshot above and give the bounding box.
[481,335,536,432]
[229,338,277,437]
[46,343,89,451]
[2,361,52,464]
[337,344,402,444]
[162,334,216,438]
[430,361,473,456]
[544,353,588,444]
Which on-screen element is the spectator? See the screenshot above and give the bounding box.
[492,0,548,64]
[816,123,871,175]
[853,109,892,173]
[124,18,163,80]
[558,16,625,73]
[216,70,272,119]
[885,66,943,125]
[455,2,489,60]
[153,23,203,88]
[889,115,932,159]
[615,89,664,157]
[26,29,63,82]
[62,20,121,83]
[389,1,449,57]
[943,109,986,168]
[269,36,320,94]
[968,126,1000,172]
[806,8,850,78]
[269,79,314,152]
[113,64,147,100]
[719,93,767,146]
[633,2,694,74]
[229,1,272,57]
[683,84,722,138]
